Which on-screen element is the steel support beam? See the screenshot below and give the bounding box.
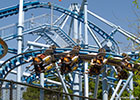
[79,0,87,15]
[55,63,71,100]
[60,14,70,29]
[87,25,102,48]
[110,79,122,100]
[73,72,80,100]
[129,73,134,100]
[116,72,134,99]
[17,0,24,100]
[53,13,65,25]
[87,10,140,44]
[87,10,116,28]
[79,71,83,98]
[87,24,102,99]
[102,66,108,100]
[72,3,80,100]
[40,73,44,100]
[73,4,78,40]
[23,36,42,52]
[117,28,140,44]
[93,75,99,99]
[60,6,71,29]
[84,1,89,99]
[79,21,83,44]
[51,4,53,28]
[27,41,50,48]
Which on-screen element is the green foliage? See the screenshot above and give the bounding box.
[133,80,140,99]
[133,0,140,8]
[127,37,130,40]
[23,86,63,100]
[88,78,102,99]
[23,87,40,100]
[23,67,140,100]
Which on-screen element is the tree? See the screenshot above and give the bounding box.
[133,0,140,8]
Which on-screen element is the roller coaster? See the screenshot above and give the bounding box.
[0,0,140,100]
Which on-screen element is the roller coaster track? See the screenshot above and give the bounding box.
[0,38,8,59]
[0,1,120,52]
[0,17,77,48]
[1,24,77,50]
[23,24,77,47]
[0,48,138,82]
[0,50,44,79]
[0,1,139,99]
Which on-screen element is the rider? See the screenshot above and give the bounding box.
[25,53,46,74]
[60,54,72,75]
[32,54,45,74]
[88,58,102,75]
[87,50,105,75]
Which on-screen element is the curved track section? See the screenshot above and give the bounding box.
[0,48,138,81]
[0,1,119,52]
[0,50,44,79]
[0,38,8,59]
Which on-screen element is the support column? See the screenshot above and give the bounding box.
[73,3,78,42]
[73,72,79,100]
[79,21,82,44]
[84,0,88,45]
[10,82,13,100]
[130,42,134,100]
[72,3,80,100]
[129,75,134,100]
[17,0,24,100]
[40,73,44,100]
[102,66,108,100]
[55,63,71,100]
[116,72,133,99]
[93,75,99,99]
[84,1,89,99]
[78,18,83,99]
[51,4,53,28]
[110,79,122,100]
[2,85,6,100]
[79,71,83,100]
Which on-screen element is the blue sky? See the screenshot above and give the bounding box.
[0,0,138,29]
[0,0,139,80]
[0,0,139,52]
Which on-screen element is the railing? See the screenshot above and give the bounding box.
[0,78,98,100]
[0,14,58,40]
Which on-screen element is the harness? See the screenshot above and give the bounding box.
[33,56,44,73]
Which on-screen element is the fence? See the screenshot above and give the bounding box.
[0,78,98,100]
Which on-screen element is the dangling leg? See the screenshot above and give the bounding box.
[29,68,35,72]
[68,64,72,72]
[61,63,66,74]
[26,63,33,71]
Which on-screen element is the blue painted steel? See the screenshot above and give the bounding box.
[128,52,140,59]
[23,71,119,86]
[3,24,77,48]
[0,48,138,84]
[0,50,44,79]
[0,1,40,18]
[0,1,119,52]
[54,26,77,47]
[0,45,3,55]
[7,48,17,54]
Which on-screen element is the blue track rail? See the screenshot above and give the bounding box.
[2,24,77,48]
[0,1,119,52]
[0,48,138,80]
